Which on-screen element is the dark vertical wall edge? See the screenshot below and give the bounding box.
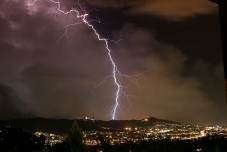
[211,0,227,99]
[218,0,227,99]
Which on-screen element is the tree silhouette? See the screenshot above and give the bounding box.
[51,120,89,152]
[64,120,88,152]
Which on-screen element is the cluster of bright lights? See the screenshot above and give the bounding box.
[28,0,146,120]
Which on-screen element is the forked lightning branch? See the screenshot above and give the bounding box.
[28,0,146,120]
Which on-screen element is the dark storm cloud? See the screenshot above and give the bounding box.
[0,82,34,119]
[84,0,218,21]
[0,0,226,125]
[110,25,227,125]
[0,0,113,119]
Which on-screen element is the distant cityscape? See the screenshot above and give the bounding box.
[33,117,227,147]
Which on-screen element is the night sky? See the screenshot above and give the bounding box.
[0,0,226,125]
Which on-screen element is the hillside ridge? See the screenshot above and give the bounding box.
[0,117,178,134]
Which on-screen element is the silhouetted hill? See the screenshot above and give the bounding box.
[0,117,177,134]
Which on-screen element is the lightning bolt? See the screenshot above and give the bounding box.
[28,0,147,120]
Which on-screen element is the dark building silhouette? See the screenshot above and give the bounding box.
[210,0,227,99]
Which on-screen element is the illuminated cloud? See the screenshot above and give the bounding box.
[0,0,226,125]
[85,0,218,21]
